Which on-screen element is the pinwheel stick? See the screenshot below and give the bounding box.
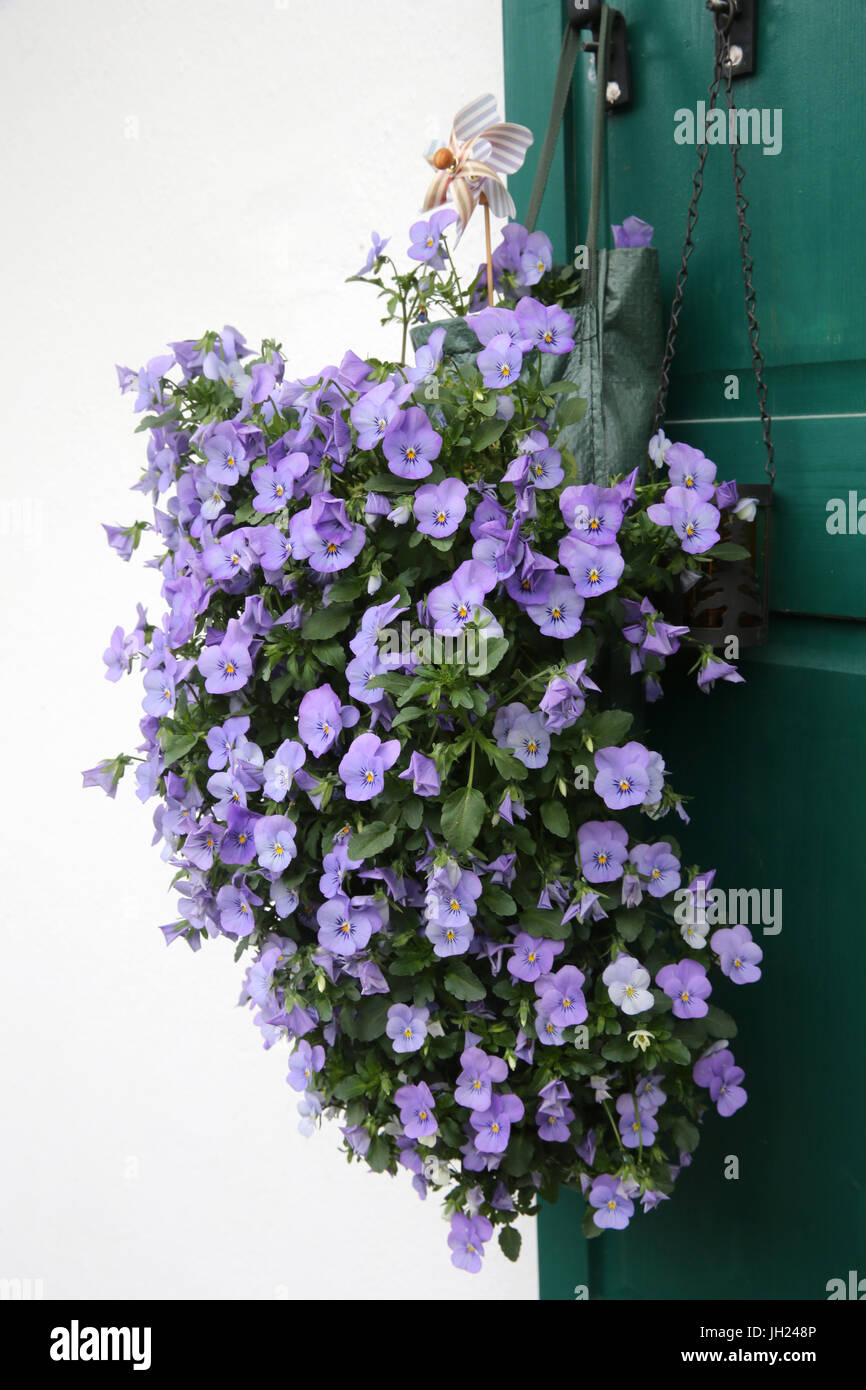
[480,193,494,307]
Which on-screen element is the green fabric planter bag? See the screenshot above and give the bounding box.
[413,4,662,488]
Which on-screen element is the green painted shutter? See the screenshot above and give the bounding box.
[504,0,866,1299]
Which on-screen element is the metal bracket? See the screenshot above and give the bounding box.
[566,2,633,111]
[708,0,758,79]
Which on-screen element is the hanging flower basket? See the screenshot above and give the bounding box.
[87,99,762,1275]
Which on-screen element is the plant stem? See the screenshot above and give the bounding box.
[481,195,494,307]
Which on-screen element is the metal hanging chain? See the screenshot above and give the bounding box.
[653,1,775,485]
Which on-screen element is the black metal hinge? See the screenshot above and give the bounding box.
[708,0,758,78]
[566,1,633,111]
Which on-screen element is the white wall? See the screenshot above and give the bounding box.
[0,0,539,1300]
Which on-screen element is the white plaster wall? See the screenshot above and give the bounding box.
[0,0,540,1300]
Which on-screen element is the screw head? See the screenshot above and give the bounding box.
[606,80,622,104]
[728,44,744,67]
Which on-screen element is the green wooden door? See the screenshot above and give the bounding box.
[504,0,866,1300]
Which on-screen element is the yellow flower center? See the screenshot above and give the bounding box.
[225,662,235,675]
[406,447,417,461]
[589,569,599,584]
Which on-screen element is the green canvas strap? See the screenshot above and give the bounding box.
[525,22,582,235]
[524,3,613,265]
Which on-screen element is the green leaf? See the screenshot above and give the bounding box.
[365,472,418,493]
[324,576,364,603]
[443,959,487,1002]
[498,1227,522,1262]
[471,417,508,452]
[355,996,391,1042]
[557,393,588,427]
[472,635,509,676]
[585,709,634,748]
[301,604,353,640]
[540,799,570,838]
[704,1004,738,1039]
[671,1117,701,1153]
[403,798,423,830]
[489,747,528,782]
[614,908,645,942]
[582,1205,604,1240]
[391,704,426,728]
[601,1037,639,1062]
[518,906,570,940]
[483,885,517,918]
[545,379,583,396]
[333,1075,367,1101]
[500,1131,533,1177]
[440,786,485,853]
[366,1136,391,1173]
[663,1038,693,1066]
[160,732,198,767]
[269,673,295,703]
[348,821,397,859]
[700,542,751,562]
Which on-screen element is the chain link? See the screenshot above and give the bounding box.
[654,4,775,485]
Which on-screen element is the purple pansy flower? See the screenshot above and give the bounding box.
[506,711,551,768]
[589,1175,634,1230]
[594,741,655,810]
[477,333,523,389]
[414,477,468,537]
[216,882,257,937]
[407,209,458,268]
[354,230,389,277]
[316,892,382,957]
[203,425,248,485]
[251,458,297,513]
[515,297,575,353]
[559,535,625,597]
[470,1093,525,1154]
[286,1040,325,1093]
[577,821,629,883]
[526,573,584,638]
[648,485,721,554]
[560,484,624,545]
[535,964,587,1027]
[253,814,297,876]
[262,739,306,800]
[455,1046,509,1112]
[319,842,363,899]
[398,751,440,796]
[298,683,360,755]
[616,1095,658,1148]
[612,215,654,247]
[667,442,717,500]
[338,730,400,800]
[631,841,681,897]
[394,1081,439,1138]
[382,407,442,479]
[426,559,498,634]
[386,1003,429,1054]
[710,924,763,984]
[656,958,712,1018]
[507,934,565,984]
[448,1212,493,1274]
[197,621,253,694]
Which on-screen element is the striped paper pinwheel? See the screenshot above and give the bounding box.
[422,94,533,232]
